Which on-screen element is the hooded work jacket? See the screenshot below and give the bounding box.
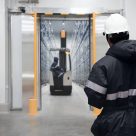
[84,40,136,136]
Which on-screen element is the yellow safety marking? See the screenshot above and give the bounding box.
[44,12,53,16]
[95,12,101,15]
[61,30,66,38]
[93,108,102,116]
[34,13,37,99]
[61,13,69,16]
[76,14,85,16]
[29,98,38,116]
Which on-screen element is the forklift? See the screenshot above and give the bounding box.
[49,30,72,95]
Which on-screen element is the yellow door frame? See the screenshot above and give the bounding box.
[33,13,38,99]
[29,12,100,116]
[92,12,96,65]
[91,12,102,116]
[29,13,38,116]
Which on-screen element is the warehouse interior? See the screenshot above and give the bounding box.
[0,0,136,136]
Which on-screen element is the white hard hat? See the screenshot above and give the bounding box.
[104,14,129,34]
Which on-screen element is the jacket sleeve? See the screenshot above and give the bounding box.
[84,63,107,109]
[50,62,57,71]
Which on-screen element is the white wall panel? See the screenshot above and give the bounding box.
[124,0,136,39]
[38,0,122,12]
[96,16,109,61]
[11,16,22,109]
[0,0,6,104]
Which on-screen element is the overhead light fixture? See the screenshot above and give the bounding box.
[70,8,90,14]
[49,21,51,25]
[62,22,65,26]
[22,20,34,25]
[22,73,34,78]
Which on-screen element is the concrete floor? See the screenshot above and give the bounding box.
[0,83,95,136]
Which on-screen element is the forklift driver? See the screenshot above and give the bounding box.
[50,57,64,79]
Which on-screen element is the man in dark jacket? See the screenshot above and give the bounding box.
[84,14,136,136]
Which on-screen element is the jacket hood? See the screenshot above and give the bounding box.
[106,40,136,63]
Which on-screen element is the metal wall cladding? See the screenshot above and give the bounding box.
[71,20,91,85]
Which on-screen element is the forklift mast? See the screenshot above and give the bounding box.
[60,30,67,72]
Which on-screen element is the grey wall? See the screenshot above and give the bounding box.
[96,16,109,61]
[11,15,22,109]
[96,35,109,61]
[22,33,34,77]
[0,0,6,104]
[124,0,136,39]
[0,0,10,112]
[95,0,136,61]
[38,0,122,11]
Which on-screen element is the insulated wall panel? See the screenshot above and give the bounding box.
[11,15,22,109]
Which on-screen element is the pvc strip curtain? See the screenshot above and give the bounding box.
[40,17,59,84]
[71,19,91,85]
[40,16,91,85]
